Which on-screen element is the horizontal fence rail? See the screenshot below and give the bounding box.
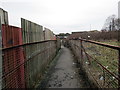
[2,40,58,51]
[0,17,61,89]
[68,39,120,88]
[1,40,61,88]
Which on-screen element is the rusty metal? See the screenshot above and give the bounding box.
[2,40,57,51]
[85,51,119,80]
[79,39,120,50]
[0,14,61,89]
[2,24,25,88]
[0,17,2,90]
[69,39,120,88]
[80,40,83,65]
[119,50,120,88]
[2,44,56,79]
[1,23,61,88]
[2,39,60,88]
[80,38,120,88]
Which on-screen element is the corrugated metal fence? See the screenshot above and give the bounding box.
[2,24,25,88]
[69,39,120,88]
[21,18,44,43]
[1,19,61,89]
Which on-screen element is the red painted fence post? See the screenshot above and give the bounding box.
[118,50,120,90]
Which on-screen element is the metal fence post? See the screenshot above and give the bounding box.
[118,50,120,89]
[80,39,83,65]
[118,19,120,89]
[0,17,2,90]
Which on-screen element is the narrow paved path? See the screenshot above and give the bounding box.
[45,46,88,88]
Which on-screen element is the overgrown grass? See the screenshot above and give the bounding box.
[82,40,119,88]
[99,40,120,46]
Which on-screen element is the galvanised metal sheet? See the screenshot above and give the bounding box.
[0,8,9,25]
[21,19,44,68]
[44,28,55,40]
[21,18,44,44]
[21,18,61,88]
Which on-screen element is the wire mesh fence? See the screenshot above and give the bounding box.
[0,18,61,89]
[2,40,60,88]
[69,39,120,88]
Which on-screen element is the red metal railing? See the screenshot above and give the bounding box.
[2,40,59,88]
[1,24,61,88]
[69,39,120,88]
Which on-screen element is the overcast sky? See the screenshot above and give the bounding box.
[0,0,119,34]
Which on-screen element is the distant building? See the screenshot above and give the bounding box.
[72,31,86,34]
[57,33,70,39]
[72,30,99,34]
[0,8,9,24]
[119,1,120,19]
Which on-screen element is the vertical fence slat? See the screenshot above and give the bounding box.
[0,17,61,89]
[20,18,61,88]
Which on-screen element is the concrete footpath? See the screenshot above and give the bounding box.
[45,46,90,88]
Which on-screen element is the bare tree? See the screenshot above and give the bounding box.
[102,15,119,31]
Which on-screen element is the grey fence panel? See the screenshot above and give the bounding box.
[2,40,61,88]
[23,41,58,88]
[0,8,9,24]
[21,18,61,88]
